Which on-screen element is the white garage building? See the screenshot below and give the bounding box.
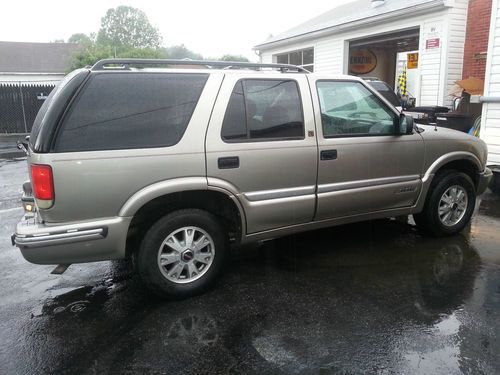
[254,0,468,108]
[482,0,500,165]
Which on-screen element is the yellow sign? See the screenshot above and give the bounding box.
[349,50,377,74]
[407,53,419,69]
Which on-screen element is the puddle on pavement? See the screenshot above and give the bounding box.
[16,215,500,374]
[32,265,134,319]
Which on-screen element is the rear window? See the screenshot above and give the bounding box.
[54,72,208,152]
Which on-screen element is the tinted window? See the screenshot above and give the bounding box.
[55,73,208,152]
[317,81,398,137]
[221,79,304,142]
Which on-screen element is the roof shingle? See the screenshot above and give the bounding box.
[255,0,444,48]
[0,41,80,73]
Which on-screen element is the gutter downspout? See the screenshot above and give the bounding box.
[479,96,500,103]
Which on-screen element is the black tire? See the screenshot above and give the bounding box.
[413,170,476,237]
[137,209,228,298]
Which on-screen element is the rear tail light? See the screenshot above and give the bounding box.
[30,164,54,208]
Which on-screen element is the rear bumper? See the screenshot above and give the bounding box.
[477,167,493,195]
[12,215,132,264]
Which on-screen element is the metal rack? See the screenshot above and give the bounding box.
[91,58,310,73]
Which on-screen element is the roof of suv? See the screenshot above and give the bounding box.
[91,58,311,74]
[30,59,374,154]
[89,58,363,81]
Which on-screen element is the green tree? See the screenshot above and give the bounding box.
[165,44,203,60]
[218,54,250,62]
[68,45,113,71]
[68,6,166,70]
[68,45,167,71]
[68,33,93,46]
[96,6,162,51]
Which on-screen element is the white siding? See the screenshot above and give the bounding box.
[315,38,345,74]
[419,16,447,106]
[444,0,468,107]
[258,2,467,107]
[481,0,500,164]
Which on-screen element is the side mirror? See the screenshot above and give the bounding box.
[396,113,414,135]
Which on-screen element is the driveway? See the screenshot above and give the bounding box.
[1,158,499,374]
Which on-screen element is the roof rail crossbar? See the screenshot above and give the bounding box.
[91,59,310,73]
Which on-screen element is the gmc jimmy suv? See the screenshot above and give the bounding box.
[12,59,492,298]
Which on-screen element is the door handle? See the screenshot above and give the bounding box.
[218,156,240,169]
[320,149,337,160]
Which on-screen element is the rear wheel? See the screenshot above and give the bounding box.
[137,209,228,298]
[413,170,476,236]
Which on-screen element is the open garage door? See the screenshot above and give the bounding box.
[348,28,420,99]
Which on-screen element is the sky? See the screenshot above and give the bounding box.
[0,0,354,60]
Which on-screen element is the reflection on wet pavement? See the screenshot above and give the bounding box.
[1,160,499,374]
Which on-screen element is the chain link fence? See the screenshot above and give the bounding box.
[0,82,56,134]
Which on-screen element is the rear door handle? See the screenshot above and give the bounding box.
[320,149,337,160]
[218,156,240,169]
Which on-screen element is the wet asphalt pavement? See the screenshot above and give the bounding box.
[1,158,500,374]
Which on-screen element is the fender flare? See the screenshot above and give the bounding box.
[118,177,247,236]
[415,151,483,212]
[422,151,482,182]
[119,177,208,217]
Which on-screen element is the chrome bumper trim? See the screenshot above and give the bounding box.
[14,227,107,248]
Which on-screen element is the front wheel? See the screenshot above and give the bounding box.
[137,209,228,298]
[413,171,476,237]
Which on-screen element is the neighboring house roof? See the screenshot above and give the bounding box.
[0,41,80,74]
[254,0,445,50]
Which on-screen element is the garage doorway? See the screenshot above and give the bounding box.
[348,28,420,94]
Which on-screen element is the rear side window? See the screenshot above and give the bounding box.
[55,73,208,152]
[221,79,304,142]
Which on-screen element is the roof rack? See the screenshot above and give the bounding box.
[91,58,310,73]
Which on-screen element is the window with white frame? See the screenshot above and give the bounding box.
[275,48,314,72]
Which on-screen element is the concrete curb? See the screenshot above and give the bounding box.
[0,151,26,159]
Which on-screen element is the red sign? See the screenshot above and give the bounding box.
[426,38,440,49]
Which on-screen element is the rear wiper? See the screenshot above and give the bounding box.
[17,135,30,156]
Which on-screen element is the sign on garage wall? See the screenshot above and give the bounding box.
[425,38,440,49]
[423,24,442,52]
[407,53,419,69]
[349,49,377,74]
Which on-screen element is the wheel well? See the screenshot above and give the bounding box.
[433,159,479,188]
[125,190,242,257]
